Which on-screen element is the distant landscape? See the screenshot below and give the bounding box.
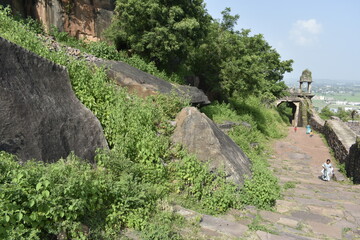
[285,79,360,114]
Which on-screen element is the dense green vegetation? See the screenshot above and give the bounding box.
[201,97,285,209]
[0,3,290,239]
[319,106,359,122]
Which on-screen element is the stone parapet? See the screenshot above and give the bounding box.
[308,109,325,133]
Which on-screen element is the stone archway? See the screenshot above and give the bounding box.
[276,100,300,127]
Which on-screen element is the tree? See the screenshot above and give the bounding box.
[219,30,293,100]
[106,0,211,71]
[351,110,357,122]
[337,107,349,121]
[220,7,239,32]
[107,4,293,101]
[320,106,333,120]
[188,8,292,100]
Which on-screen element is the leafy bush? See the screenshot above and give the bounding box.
[201,99,283,209]
[0,152,166,239]
[319,106,333,120]
[277,102,294,125]
[50,26,85,49]
[283,181,297,190]
[320,106,353,122]
[86,41,123,61]
[201,101,242,123]
[230,96,286,139]
[170,151,242,214]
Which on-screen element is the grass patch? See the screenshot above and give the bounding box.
[283,181,297,190]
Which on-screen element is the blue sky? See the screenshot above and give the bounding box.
[203,0,360,85]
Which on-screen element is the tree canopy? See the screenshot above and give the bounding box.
[107,0,211,70]
[107,1,293,101]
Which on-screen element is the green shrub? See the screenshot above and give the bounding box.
[277,102,294,125]
[201,99,284,210]
[201,101,242,123]
[140,210,183,240]
[50,27,85,49]
[240,155,281,210]
[86,41,123,61]
[230,96,286,139]
[283,181,297,190]
[170,152,242,214]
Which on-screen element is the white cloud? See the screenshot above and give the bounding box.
[289,19,323,46]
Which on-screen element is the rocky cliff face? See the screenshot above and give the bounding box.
[0,37,108,163]
[0,0,114,41]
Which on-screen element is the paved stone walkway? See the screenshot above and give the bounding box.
[256,127,360,240]
[176,127,360,239]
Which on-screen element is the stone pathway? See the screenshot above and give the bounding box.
[255,127,360,240]
[176,127,360,240]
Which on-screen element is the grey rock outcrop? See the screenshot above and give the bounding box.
[171,107,252,185]
[94,59,210,105]
[0,37,108,163]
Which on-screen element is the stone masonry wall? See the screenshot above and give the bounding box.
[322,121,351,164]
[346,138,360,184]
[308,110,325,133]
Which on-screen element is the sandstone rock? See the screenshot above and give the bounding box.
[0,37,108,163]
[1,0,114,41]
[94,59,210,105]
[171,107,251,185]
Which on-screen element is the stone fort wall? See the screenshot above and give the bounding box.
[309,106,360,183]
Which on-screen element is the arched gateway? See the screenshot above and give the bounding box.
[275,69,315,127]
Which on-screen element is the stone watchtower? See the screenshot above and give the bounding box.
[276,69,316,127]
[299,69,313,94]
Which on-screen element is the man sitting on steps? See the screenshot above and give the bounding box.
[321,159,334,181]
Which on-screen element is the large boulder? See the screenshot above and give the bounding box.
[171,107,252,185]
[94,59,210,105]
[0,37,108,163]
